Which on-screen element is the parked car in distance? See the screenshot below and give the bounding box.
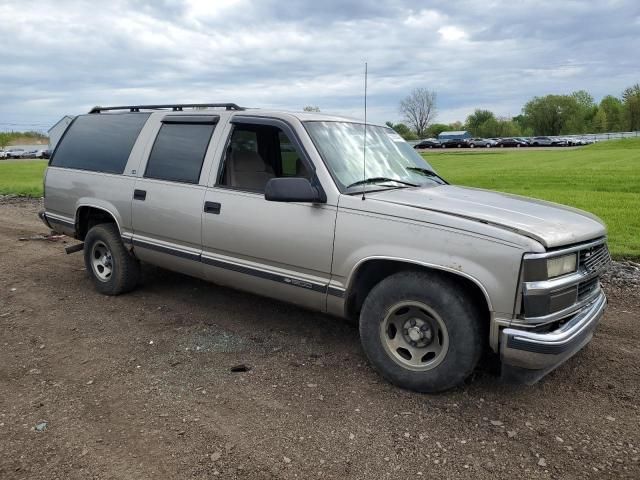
[413,139,440,149]
[496,137,528,148]
[467,138,494,148]
[20,150,39,158]
[40,102,611,393]
[530,136,561,147]
[40,149,51,159]
[0,150,7,158]
[440,138,468,148]
[5,148,25,158]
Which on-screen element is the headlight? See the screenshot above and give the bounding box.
[546,253,577,278]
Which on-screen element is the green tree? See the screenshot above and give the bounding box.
[599,95,623,131]
[0,132,10,149]
[568,90,597,133]
[522,94,583,135]
[592,108,608,133]
[465,109,495,135]
[477,117,521,138]
[622,84,640,131]
[385,121,418,140]
[426,123,449,137]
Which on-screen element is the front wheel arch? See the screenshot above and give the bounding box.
[344,259,491,327]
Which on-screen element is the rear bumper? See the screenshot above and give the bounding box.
[500,290,606,384]
[38,210,52,229]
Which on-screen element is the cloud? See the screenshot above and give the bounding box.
[0,0,638,130]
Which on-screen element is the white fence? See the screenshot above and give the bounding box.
[566,131,639,142]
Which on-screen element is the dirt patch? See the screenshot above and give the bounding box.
[1,199,639,479]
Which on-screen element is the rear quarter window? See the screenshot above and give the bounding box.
[50,113,150,174]
[144,122,215,184]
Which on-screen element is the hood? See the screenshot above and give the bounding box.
[368,185,606,248]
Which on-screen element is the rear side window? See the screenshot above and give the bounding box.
[51,113,150,174]
[144,123,215,184]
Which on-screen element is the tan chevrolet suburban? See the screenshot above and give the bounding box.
[40,103,611,392]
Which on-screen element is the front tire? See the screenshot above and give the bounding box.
[359,271,483,393]
[84,223,140,295]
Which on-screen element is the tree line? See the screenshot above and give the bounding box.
[388,84,640,140]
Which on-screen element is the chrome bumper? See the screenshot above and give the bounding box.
[500,290,606,384]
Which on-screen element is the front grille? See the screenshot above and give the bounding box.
[579,244,611,274]
[577,277,599,301]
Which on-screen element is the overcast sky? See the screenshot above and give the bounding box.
[1,0,639,132]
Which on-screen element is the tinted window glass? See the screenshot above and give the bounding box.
[51,113,150,174]
[145,123,215,183]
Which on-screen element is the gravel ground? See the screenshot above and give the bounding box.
[1,199,639,479]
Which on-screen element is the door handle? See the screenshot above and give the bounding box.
[133,189,147,201]
[204,201,221,214]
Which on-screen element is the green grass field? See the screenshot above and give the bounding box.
[0,160,47,197]
[1,139,638,257]
[423,138,640,259]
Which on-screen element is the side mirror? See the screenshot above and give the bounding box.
[264,177,326,203]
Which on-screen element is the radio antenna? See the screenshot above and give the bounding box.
[361,62,368,201]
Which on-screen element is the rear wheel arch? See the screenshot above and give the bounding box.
[344,259,491,327]
[75,205,121,241]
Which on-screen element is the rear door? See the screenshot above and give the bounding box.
[130,114,222,277]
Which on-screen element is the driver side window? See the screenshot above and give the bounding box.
[219,123,310,193]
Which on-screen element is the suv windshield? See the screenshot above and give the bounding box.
[305,121,445,193]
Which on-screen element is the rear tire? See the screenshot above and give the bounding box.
[359,271,483,393]
[84,223,140,295]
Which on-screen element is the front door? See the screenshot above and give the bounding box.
[201,117,336,311]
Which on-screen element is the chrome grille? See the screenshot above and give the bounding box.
[579,244,611,274]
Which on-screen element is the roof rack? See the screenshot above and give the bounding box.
[89,103,245,114]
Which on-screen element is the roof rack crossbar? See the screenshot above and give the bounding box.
[89,103,245,114]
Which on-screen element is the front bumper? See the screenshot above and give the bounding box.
[500,290,606,384]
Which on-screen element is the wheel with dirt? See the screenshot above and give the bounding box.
[84,223,140,295]
[359,271,483,393]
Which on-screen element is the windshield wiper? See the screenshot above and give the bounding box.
[346,177,419,189]
[405,167,447,184]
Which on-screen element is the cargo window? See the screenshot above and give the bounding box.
[145,122,215,184]
[50,113,150,174]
